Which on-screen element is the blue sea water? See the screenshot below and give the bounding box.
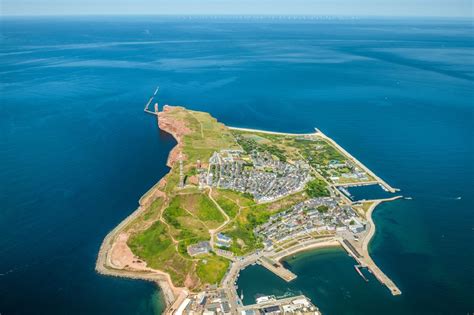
[1,16,473,314]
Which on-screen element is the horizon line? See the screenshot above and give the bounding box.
[1,13,471,19]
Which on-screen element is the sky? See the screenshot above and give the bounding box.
[1,0,473,17]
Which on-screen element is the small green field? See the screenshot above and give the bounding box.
[167,193,225,228]
[213,195,240,218]
[127,221,195,287]
[196,254,230,285]
[306,179,330,197]
[165,107,240,171]
[162,193,227,243]
[125,196,164,232]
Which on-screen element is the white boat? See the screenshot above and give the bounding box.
[256,295,276,304]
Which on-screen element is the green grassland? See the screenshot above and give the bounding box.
[196,254,230,285]
[306,178,330,197]
[128,221,196,287]
[166,107,240,170]
[124,196,165,233]
[213,195,239,218]
[164,193,225,231]
[232,131,299,162]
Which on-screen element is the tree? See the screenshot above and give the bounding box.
[306,179,330,197]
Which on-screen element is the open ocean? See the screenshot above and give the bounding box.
[1,16,473,314]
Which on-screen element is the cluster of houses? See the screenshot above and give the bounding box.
[174,288,233,315]
[175,289,320,315]
[255,197,366,249]
[199,150,311,202]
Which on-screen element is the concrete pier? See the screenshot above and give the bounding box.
[144,102,159,116]
[258,256,297,282]
[338,237,402,296]
[144,86,160,116]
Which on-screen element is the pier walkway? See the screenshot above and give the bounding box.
[337,237,402,295]
[258,256,297,282]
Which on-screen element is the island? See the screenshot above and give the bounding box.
[96,101,402,315]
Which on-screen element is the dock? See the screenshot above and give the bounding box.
[341,239,362,259]
[338,238,402,295]
[258,256,297,282]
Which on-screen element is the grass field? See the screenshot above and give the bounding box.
[124,196,164,232]
[165,107,240,171]
[196,254,230,285]
[306,178,330,197]
[212,194,240,218]
[127,221,195,287]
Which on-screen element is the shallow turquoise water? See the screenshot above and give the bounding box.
[1,16,473,314]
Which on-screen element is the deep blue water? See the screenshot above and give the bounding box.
[1,16,473,314]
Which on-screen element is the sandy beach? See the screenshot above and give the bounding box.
[273,238,340,262]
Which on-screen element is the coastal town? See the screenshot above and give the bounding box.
[199,149,311,202]
[96,103,402,315]
[255,197,366,251]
